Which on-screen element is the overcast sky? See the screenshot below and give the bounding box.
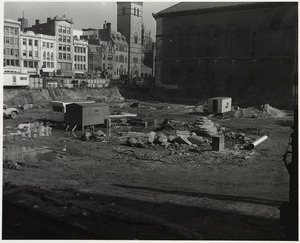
[4,1,177,39]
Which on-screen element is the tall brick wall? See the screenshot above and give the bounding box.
[154,3,297,99]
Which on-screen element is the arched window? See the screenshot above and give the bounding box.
[227,24,239,57]
[43,52,46,60]
[170,28,181,58]
[249,22,260,57]
[119,55,124,62]
[187,26,198,57]
[51,52,54,61]
[134,33,138,44]
[47,52,50,60]
[206,25,219,57]
[116,55,118,62]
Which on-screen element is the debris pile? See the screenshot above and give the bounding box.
[191,117,218,137]
[81,129,107,142]
[3,160,24,170]
[234,104,286,118]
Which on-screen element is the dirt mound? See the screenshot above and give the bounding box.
[3,87,124,107]
[234,104,286,118]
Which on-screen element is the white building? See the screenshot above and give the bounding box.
[73,36,88,77]
[4,19,21,73]
[20,31,56,76]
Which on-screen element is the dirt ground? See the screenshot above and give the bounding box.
[2,101,294,240]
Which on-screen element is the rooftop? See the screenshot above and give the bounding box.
[154,2,296,18]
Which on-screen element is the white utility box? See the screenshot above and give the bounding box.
[208,97,232,113]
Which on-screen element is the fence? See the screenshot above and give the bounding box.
[28,77,110,89]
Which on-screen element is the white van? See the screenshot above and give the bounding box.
[49,100,95,122]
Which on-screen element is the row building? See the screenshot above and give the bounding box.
[3,2,154,81]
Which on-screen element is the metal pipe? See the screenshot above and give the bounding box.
[249,135,268,149]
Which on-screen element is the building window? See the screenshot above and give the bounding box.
[47,42,50,48]
[47,62,50,68]
[108,55,113,61]
[59,35,62,42]
[59,53,62,59]
[66,27,70,34]
[51,62,54,68]
[119,55,124,62]
[43,42,46,47]
[34,40,38,46]
[170,67,179,79]
[75,46,77,52]
[29,50,32,57]
[51,53,54,60]
[133,57,138,63]
[58,26,62,33]
[103,54,106,60]
[63,26,66,33]
[63,36,66,42]
[23,38,26,45]
[67,45,70,51]
[134,33,138,44]
[63,53,66,59]
[23,50,26,56]
[63,44,66,51]
[67,53,70,60]
[67,36,70,43]
[23,60,27,67]
[250,32,257,57]
[29,61,33,68]
[34,61,38,68]
[47,52,50,60]
[43,52,46,60]
[50,43,54,48]
[59,44,62,51]
[28,39,32,46]
[14,37,18,45]
[116,55,118,62]
[35,51,38,57]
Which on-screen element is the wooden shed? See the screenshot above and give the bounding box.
[65,103,110,131]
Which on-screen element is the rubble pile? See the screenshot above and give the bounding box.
[3,160,24,170]
[81,129,107,142]
[234,104,286,118]
[191,117,218,137]
[157,119,192,132]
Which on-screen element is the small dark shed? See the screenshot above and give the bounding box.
[65,103,109,130]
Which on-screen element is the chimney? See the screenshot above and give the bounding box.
[106,23,111,38]
[47,17,51,23]
[35,19,40,26]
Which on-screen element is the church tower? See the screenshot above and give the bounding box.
[117,2,143,78]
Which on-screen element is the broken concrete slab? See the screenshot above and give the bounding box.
[154,133,168,144]
[176,135,193,146]
[188,135,205,146]
[176,130,190,138]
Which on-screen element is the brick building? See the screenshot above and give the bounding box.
[87,39,103,78]
[26,15,74,77]
[153,2,298,99]
[117,2,143,78]
[4,19,21,73]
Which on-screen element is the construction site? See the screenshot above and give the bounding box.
[2,85,297,240]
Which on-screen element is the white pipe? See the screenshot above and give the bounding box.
[249,135,268,149]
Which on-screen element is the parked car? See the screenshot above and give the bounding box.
[3,104,19,119]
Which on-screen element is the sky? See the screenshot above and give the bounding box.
[4,1,177,39]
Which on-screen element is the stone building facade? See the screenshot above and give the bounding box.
[73,36,88,77]
[153,2,298,98]
[4,19,21,73]
[20,31,56,76]
[87,39,102,78]
[26,15,74,77]
[117,2,143,78]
